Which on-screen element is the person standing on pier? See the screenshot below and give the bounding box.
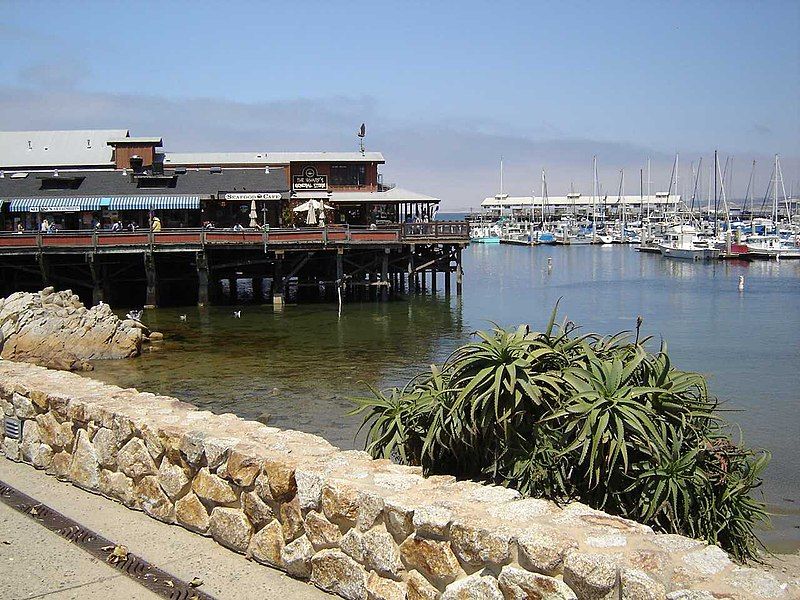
[151,216,162,232]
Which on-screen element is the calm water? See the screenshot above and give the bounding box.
[88,244,800,551]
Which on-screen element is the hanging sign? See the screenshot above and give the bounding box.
[223,192,282,201]
[292,166,328,190]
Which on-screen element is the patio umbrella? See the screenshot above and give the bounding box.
[248,200,259,227]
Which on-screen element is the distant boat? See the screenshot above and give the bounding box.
[470,224,501,244]
[745,235,800,259]
[658,225,718,260]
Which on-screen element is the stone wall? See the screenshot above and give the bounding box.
[0,360,796,600]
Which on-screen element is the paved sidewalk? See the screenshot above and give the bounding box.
[0,459,332,600]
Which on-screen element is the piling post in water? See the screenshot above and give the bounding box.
[456,247,463,296]
[444,250,451,296]
[381,250,389,302]
[144,253,157,308]
[196,252,209,307]
[273,252,284,307]
[252,277,264,303]
[88,255,105,305]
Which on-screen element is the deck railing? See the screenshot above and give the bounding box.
[0,222,469,252]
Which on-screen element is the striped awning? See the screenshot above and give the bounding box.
[109,196,200,210]
[8,197,106,213]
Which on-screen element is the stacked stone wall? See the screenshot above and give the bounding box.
[0,361,796,600]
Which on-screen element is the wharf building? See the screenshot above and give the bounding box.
[0,129,467,307]
[480,192,682,220]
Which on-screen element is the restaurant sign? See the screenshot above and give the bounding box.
[223,192,282,201]
[31,206,81,213]
[292,166,328,191]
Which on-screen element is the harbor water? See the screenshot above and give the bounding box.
[88,242,800,552]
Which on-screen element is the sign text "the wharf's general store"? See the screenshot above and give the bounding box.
[292,166,328,190]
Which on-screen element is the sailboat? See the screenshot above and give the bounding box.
[471,158,503,243]
[746,155,800,259]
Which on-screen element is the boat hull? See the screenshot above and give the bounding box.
[658,245,718,260]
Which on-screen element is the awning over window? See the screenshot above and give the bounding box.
[8,197,106,213]
[109,196,200,210]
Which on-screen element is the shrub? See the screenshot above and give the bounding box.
[350,304,770,562]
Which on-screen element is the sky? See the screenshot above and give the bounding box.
[1,1,798,209]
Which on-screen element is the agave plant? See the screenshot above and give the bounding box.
[350,305,770,562]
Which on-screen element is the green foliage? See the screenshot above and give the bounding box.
[349,305,770,563]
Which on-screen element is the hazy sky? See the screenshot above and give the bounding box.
[1,1,798,208]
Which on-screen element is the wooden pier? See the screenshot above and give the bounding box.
[0,222,469,307]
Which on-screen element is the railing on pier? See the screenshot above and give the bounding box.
[0,222,469,253]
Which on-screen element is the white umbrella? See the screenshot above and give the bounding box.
[292,199,333,225]
[248,200,258,227]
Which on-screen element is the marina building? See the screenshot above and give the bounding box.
[0,129,467,307]
[480,192,682,218]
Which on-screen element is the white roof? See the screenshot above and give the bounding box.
[0,129,129,169]
[164,151,385,166]
[331,187,439,204]
[482,194,681,208]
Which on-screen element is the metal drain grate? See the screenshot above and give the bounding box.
[3,417,22,440]
[0,480,216,600]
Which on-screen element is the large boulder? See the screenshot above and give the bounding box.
[0,289,143,370]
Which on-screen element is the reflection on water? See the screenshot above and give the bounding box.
[89,245,800,550]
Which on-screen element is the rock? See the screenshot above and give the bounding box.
[117,437,158,480]
[11,393,36,418]
[263,459,297,501]
[30,443,54,469]
[281,534,314,578]
[413,505,453,539]
[242,490,275,529]
[226,447,261,487]
[450,522,511,567]
[295,468,324,512]
[341,528,365,562]
[249,520,285,566]
[35,412,74,449]
[49,450,71,478]
[586,533,628,548]
[68,429,100,490]
[254,471,274,503]
[99,469,137,508]
[441,573,504,600]
[407,569,440,600]
[311,548,368,600]
[517,525,578,575]
[149,331,164,341]
[498,565,577,600]
[280,496,305,542]
[366,572,407,600]
[675,545,732,582]
[91,427,118,469]
[361,525,404,580]
[322,481,360,527]
[305,510,342,550]
[192,467,238,504]
[724,566,792,599]
[489,497,558,521]
[175,492,210,533]
[399,534,462,589]
[665,592,715,600]
[562,551,619,600]
[621,568,666,600]
[209,507,252,553]
[157,457,191,500]
[20,419,42,463]
[2,437,21,461]
[357,492,385,532]
[136,475,174,523]
[385,500,415,543]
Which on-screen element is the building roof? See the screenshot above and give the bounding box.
[0,130,130,169]
[481,194,682,207]
[331,187,439,204]
[107,137,163,145]
[164,151,385,166]
[0,167,289,200]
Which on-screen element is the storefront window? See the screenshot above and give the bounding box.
[330,164,366,187]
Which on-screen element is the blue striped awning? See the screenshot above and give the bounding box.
[8,197,105,212]
[109,196,200,210]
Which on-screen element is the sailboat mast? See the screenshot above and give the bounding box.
[713,151,718,236]
[592,156,597,242]
[620,169,626,239]
[774,154,779,230]
[646,157,651,219]
[500,156,504,195]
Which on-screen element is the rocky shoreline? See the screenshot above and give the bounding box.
[0,288,152,371]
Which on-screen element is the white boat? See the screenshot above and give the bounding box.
[745,235,800,259]
[658,225,719,260]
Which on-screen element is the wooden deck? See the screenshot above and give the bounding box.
[0,222,469,255]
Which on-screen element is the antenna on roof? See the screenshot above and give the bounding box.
[265,166,270,174]
[357,123,366,156]
[87,139,91,148]
[27,140,32,150]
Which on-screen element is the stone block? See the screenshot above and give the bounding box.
[361,524,404,580]
[48,450,71,479]
[12,392,36,419]
[99,469,137,508]
[242,490,275,529]
[209,507,252,553]
[192,466,238,504]
[249,520,284,566]
[91,427,118,469]
[517,525,578,576]
[280,496,305,542]
[305,510,342,550]
[311,548,368,600]
[226,446,262,487]
[413,504,453,539]
[136,475,174,523]
[20,419,42,463]
[563,551,619,600]
[399,534,462,589]
[620,568,667,600]
[441,573,504,600]
[295,467,324,512]
[498,565,577,599]
[157,457,191,501]
[264,458,297,501]
[407,569,440,600]
[175,492,210,533]
[117,437,158,480]
[366,571,407,600]
[67,429,99,490]
[322,480,361,528]
[450,522,511,567]
[384,499,415,543]
[281,534,314,578]
[2,437,21,461]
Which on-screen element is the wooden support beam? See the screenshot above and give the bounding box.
[456,246,463,296]
[37,253,50,288]
[88,255,104,306]
[144,253,157,308]
[381,250,389,301]
[196,252,209,307]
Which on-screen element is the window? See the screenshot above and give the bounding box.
[329,163,366,186]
